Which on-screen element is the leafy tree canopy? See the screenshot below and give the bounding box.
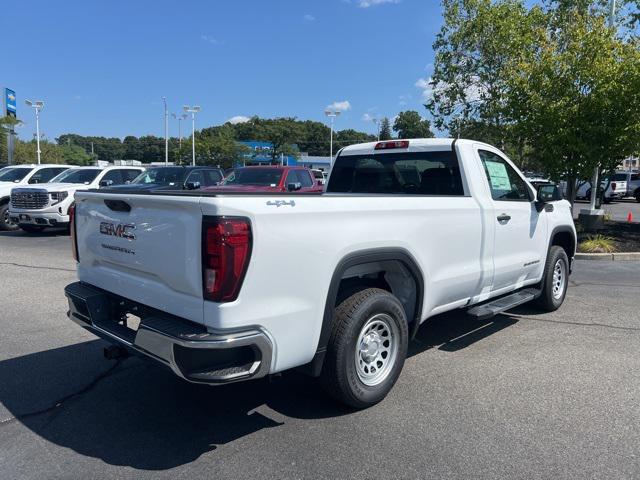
[393,111,434,139]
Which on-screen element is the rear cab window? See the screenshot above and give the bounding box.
[327,150,464,195]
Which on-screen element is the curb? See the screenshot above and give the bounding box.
[575,252,640,261]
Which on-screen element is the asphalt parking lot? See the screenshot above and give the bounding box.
[1,230,639,479]
[573,198,640,222]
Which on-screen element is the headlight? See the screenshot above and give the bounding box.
[50,191,68,205]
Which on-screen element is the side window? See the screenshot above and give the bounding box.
[202,169,222,186]
[29,167,67,184]
[121,169,143,183]
[298,170,313,188]
[186,170,205,186]
[286,170,300,185]
[101,170,124,185]
[479,150,531,202]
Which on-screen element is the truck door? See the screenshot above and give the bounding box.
[476,148,547,293]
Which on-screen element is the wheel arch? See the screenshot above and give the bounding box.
[548,226,576,269]
[304,248,424,377]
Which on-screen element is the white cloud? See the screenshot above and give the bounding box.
[415,75,485,104]
[358,0,401,7]
[362,113,374,122]
[398,94,412,106]
[227,115,251,124]
[73,95,82,101]
[415,76,434,101]
[200,34,220,45]
[304,14,315,21]
[326,100,351,112]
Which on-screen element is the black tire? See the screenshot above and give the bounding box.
[19,225,45,233]
[635,191,640,203]
[0,203,18,231]
[535,246,569,312]
[320,288,409,409]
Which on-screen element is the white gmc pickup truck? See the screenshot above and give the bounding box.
[65,138,576,408]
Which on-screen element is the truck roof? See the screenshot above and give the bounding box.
[340,138,455,155]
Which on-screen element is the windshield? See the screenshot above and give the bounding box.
[0,167,33,183]
[132,167,186,185]
[51,168,101,184]
[612,173,628,181]
[222,168,284,186]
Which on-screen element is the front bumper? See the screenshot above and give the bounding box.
[9,209,69,227]
[64,282,272,384]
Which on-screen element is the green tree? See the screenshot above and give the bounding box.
[379,117,392,140]
[60,144,92,165]
[13,140,64,164]
[0,116,21,163]
[427,0,640,201]
[392,111,434,139]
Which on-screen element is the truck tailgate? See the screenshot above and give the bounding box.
[74,191,205,324]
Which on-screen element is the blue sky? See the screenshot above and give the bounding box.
[4,0,441,141]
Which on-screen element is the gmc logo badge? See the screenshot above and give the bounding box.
[99,222,136,240]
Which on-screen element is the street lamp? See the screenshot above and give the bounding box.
[162,97,168,165]
[172,113,188,164]
[183,105,201,166]
[25,100,44,164]
[371,117,381,141]
[324,109,341,161]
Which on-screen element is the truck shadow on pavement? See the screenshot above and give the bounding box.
[0,228,69,238]
[0,310,518,470]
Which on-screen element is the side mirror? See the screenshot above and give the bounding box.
[535,183,561,211]
[99,179,114,187]
[287,182,302,192]
[184,181,201,190]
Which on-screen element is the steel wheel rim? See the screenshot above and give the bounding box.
[552,259,566,300]
[3,209,15,227]
[354,313,399,386]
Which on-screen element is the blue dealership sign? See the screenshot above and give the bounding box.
[5,88,16,117]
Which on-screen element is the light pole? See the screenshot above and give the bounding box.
[183,105,201,166]
[587,0,617,213]
[162,97,169,165]
[172,113,188,164]
[325,109,341,160]
[25,100,44,164]
[372,117,381,141]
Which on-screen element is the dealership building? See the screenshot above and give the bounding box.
[238,141,331,171]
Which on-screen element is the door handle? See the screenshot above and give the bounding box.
[497,213,511,223]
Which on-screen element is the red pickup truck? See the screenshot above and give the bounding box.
[210,166,324,193]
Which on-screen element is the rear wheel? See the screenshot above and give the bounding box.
[0,203,18,231]
[635,191,640,203]
[19,225,45,233]
[320,288,408,409]
[535,246,569,312]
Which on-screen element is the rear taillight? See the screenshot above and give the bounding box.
[374,140,409,150]
[202,217,252,302]
[611,182,617,191]
[69,202,79,262]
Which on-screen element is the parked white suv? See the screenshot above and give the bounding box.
[0,164,72,230]
[10,165,144,233]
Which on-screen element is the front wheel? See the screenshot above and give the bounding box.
[320,288,408,409]
[535,246,569,312]
[0,203,18,231]
[635,191,640,203]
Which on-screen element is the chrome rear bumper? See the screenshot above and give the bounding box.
[64,282,272,384]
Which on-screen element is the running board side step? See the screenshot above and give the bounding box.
[466,288,541,321]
